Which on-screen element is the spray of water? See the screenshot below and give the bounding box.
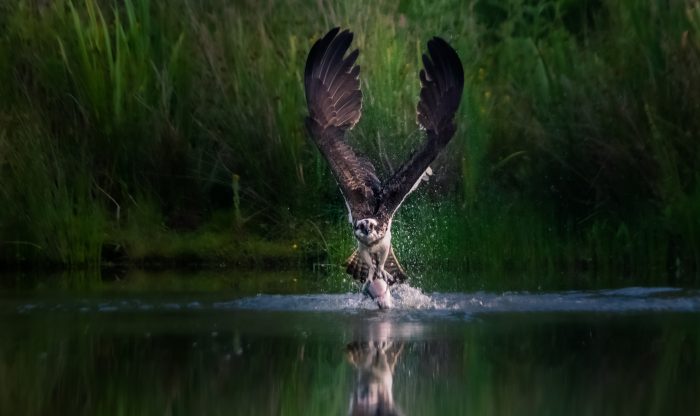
[390,284,435,309]
[12,287,700,316]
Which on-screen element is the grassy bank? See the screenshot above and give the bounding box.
[1,0,700,285]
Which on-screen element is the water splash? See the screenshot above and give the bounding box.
[7,286,700,317]
[391,284,435,309]
[216,286,700,314]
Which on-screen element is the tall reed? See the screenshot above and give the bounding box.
[0,0,699,282]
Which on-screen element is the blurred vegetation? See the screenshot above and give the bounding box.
[1,0,700,286]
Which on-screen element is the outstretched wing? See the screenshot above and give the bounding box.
[377,37,464,221]
[305,28,380,222]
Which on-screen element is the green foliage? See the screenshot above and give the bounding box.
[0,115,104,266]
[1,0,699,283]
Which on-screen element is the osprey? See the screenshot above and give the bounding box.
[304,28,464,308]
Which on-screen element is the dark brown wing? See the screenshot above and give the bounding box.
[345,250,369,282]
[377,37,464,221]
[384,247,408,284]
[305,28,380,222]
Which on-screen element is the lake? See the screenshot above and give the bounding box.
[1,271,699,415]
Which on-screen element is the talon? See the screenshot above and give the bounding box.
[368,266,377,282]
[381,269,395,285]
[361,280,373,298]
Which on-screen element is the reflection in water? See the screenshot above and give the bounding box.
[347,322,404,415]
[2,287,700,415]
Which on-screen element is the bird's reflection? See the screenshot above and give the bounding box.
[346,322,404,416]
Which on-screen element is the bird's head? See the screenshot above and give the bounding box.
[354,218,383,245]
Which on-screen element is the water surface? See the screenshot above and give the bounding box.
[1,273,699,415]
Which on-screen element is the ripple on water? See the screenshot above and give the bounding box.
[225,286,700,315]
[8,286,700,317]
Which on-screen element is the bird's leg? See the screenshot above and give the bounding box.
[361,279,372,297]
[359,249,376,281]
[376,244,394,283]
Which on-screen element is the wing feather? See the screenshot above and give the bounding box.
[377,37,464,220]
[304,28,380,221]
[385,247,408,284]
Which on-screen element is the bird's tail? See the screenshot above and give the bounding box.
[344,247,408,284]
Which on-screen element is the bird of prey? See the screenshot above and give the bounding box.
[304,27,464,308]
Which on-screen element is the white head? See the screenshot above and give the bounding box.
[354,218,383,245]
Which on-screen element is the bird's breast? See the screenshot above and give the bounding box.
[357,230,392,254]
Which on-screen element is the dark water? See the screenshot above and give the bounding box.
[1,275,700,415]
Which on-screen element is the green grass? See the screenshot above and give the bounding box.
[1,0,699,286]
[0,114,104,266]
